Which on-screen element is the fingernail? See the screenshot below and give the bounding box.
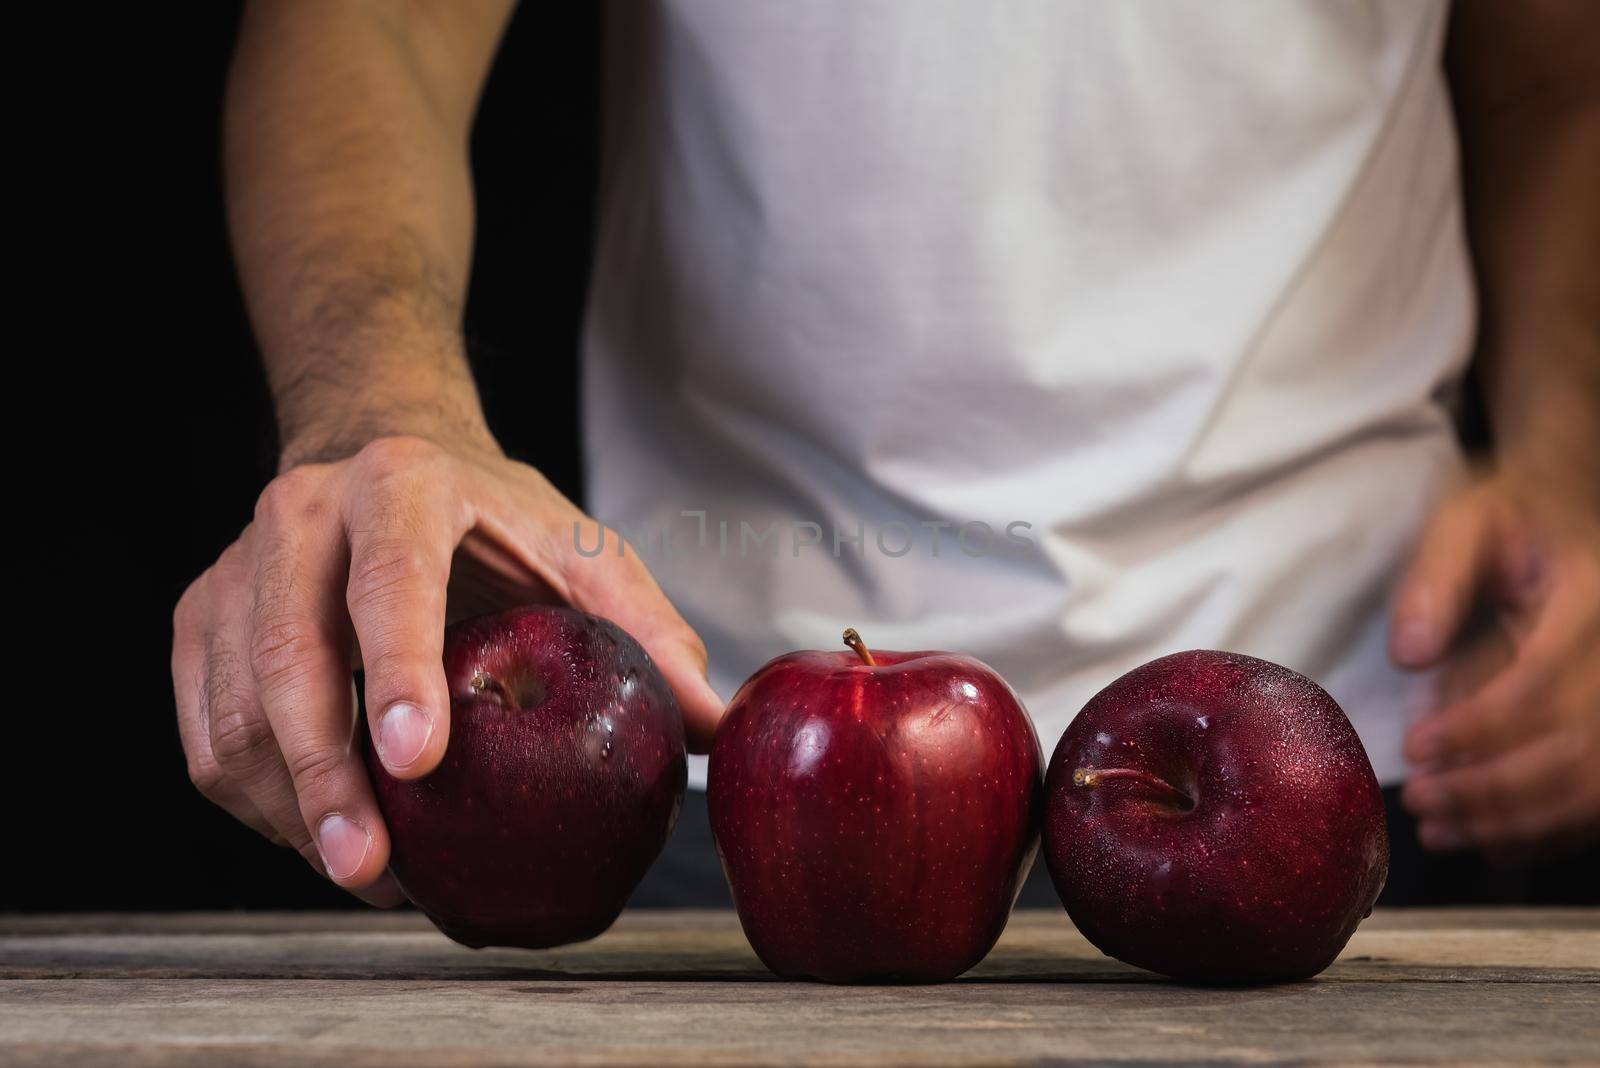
[1419,822,1469,852]
[377,702,433,770]
[1392,617,1436,666]
[317,813,372,881]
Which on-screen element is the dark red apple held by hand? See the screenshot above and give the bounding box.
[709,629,1042,983]
[364,606,686,949]
[1043,650,1388,984]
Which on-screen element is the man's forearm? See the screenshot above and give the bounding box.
[1448,1,1600,499]
[225,0,515,468]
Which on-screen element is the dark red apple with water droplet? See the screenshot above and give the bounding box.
[364,606,686,948]
[709,629,1042,983]
[1043,649,1388,983]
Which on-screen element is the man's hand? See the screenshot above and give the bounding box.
[1389,467,1600,855]
[171,435,723,899]
[189,2,718,900]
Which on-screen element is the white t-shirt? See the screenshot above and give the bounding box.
[582,0,1473,787]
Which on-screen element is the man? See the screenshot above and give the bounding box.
[173,0,1598,908]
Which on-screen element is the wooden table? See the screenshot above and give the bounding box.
[2,909,1595,1066]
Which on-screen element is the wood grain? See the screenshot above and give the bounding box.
[2,909,1595,1066]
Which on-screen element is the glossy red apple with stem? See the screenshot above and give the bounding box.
[709,629,1043,983]
[1043,649,1388,983]
[364,605,686,949]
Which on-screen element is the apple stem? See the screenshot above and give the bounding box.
[842,628,877,667]
[1073,767,1193,807]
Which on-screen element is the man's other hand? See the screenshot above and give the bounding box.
[1390,466,1600,856]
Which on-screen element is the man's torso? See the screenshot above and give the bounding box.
[582,0,1473,784]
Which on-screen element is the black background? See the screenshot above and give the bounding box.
[17,4,1594,911]
[19,4,595,909]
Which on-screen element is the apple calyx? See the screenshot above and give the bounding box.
[842,628,878,667]
[1073,766,1194,809]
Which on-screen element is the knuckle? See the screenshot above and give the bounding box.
[284,744,346,798]
[248,615,320,693]
[1431,722,1467,760]
[349,540,435,607]
[208,701,276,775]
[1443,708,1490,753]
[354,435,437,483]
[185,753,228,800]
[255,467,322,526]
[252,470,328,530]
[681,628,710,670]
[1426,777,1464,817]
